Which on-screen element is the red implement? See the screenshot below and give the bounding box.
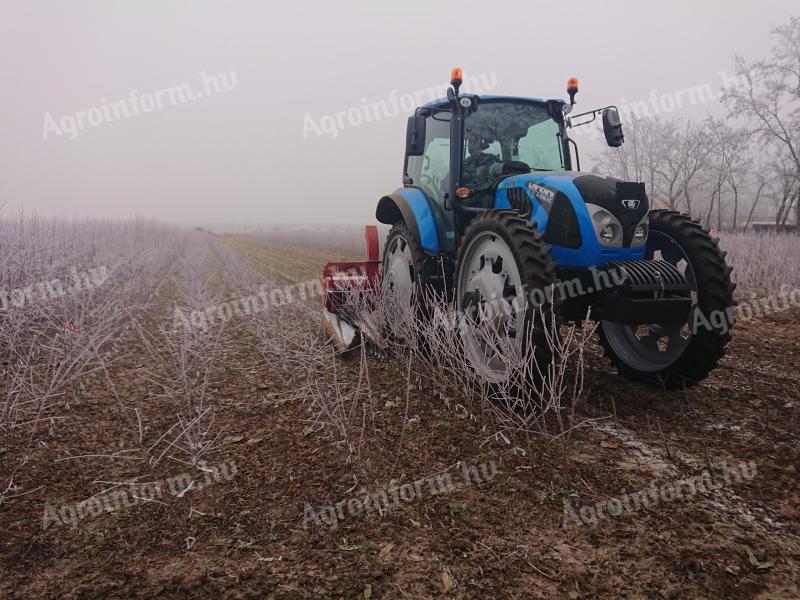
[322,226,384,351]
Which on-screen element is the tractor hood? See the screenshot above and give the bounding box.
[495,172,650,267]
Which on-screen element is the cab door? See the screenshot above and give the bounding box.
[404,112,455,250]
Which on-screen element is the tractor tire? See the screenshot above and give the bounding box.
[598,209,736,389]
[381,222,438,345]
[455,210,557,386]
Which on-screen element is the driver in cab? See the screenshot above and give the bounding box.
[462,133,502,188]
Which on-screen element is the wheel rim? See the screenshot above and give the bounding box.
[601,230,697,373]
[383,234,415,337]
[457,231,527,383]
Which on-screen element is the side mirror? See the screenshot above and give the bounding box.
[602,108,624,147]
[405,115,426,156]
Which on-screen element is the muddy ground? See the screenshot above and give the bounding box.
[1,234,798,599]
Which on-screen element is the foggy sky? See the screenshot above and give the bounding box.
[1,0,796,225]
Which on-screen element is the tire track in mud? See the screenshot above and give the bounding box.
[577,343,798,559]
[589,421,793,545]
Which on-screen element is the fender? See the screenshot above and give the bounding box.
[375,188,441,253]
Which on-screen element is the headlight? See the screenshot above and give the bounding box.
[600,222,619,244]
[632,216,649,246]
[587,204,623,247]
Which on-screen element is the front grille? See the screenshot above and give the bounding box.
[544,193,582,249]
[507,187,531,216]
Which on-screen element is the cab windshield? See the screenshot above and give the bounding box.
[462,101,565,187]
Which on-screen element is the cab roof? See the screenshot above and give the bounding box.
[422,95,566,109]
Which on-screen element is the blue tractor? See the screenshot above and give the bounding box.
[328,69,735,389]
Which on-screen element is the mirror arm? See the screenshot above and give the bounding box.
[567,105,619,128]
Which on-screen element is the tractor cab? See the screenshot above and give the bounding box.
[403,94,571,251]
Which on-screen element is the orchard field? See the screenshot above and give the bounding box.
[0,216,798,599]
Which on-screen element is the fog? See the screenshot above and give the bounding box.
[0,0,796,225]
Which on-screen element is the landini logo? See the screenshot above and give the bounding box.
[622,199,641,210]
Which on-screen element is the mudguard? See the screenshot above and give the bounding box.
[375,188,441,254]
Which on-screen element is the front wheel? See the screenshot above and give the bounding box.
[598,209,736,389]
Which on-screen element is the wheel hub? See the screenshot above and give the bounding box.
[601,230,695,373]
[457,233,527,383]
[383,235,415,338]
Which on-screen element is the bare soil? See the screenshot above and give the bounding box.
[1,235,798,599]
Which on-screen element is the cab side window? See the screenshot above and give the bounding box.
[407,115,450,204]
[420,138,449,200]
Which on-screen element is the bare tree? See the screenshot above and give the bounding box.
[722,15,800,231]
[656,119,711,213]
[769,152,800,229]
[597,116,680,205]
[598,116,715,219]
[743,155,777,232]
[704,118,750,230]
[677,123,710,219]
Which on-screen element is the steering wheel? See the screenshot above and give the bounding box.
[502,160,531,175]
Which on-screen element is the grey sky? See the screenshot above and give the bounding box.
[1,0,796,225]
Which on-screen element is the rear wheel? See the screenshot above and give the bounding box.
[455,210,557,385]
[598,209,736,389]
[381,222,434,342]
